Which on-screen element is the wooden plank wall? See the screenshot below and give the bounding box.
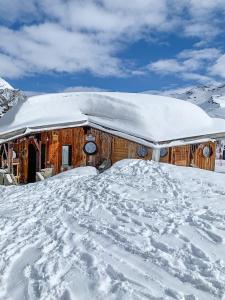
[18,140,28,182]
[111,136,152,163]
[46,128,86,174]
[170,142,215,171]
[44,128,153,174]
[8,127,217,183]
[88,128,112,166]
[159,148,170,164]
[191,141,216,171]
[171,145,190,166]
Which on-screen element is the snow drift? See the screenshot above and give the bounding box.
[0,160,225,299]
[1,92,225,144]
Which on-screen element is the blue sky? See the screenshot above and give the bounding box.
[1,0,225,94]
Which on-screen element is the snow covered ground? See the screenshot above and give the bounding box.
[1,160,225,300]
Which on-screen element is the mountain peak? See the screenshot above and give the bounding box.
[0,77,14,90]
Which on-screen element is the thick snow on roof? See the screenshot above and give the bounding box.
[0,92,225,143]
[0,77,13,90]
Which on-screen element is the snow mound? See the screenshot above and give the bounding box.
[1,160,225,299]
[0,92,225,143]
[52,166,99,179]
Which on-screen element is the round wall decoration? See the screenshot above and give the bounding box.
[83,141,97,155]
[203,145,213,158]
[137,145,148,158]
[160,148,168,158]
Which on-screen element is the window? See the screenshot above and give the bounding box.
[83,141,97,155]
[62,145,72,166]
[203,145,213,158]
[137,145,148,158]
[160,148,168,158]
[41,144,46,169]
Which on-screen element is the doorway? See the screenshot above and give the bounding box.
[28,143,37,183]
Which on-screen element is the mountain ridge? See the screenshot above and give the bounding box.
[0,77,26,117]
[154,83,225,119]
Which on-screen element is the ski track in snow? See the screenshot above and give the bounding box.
[1,160,225,300]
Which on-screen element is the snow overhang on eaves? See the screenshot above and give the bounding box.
[0,121,224,149]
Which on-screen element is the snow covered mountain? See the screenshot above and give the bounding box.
[164,83,225,119]
[0,77,13,90]
[0,77,26,118]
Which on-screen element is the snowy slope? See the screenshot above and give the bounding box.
[1,160,225,300]
[1,92,225,144]
[0,77,26,118]
[164,84,225,119]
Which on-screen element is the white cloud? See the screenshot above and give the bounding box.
[0,53,26,78]
[148,48,221,83]
[0,23,122,78]
[211,55,225,78]
[149,59,186,74]
[181,72,216,84]
[63,86,108,92]
[0,1,225,79]
[178,48,221,61]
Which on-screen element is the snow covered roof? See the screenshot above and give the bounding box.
[0,77,13,90]
[1,92,225,146]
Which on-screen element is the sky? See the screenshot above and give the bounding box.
[1,0,225,94]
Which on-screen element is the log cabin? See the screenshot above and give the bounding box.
[0,92,225,184]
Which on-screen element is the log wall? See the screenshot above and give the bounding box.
[5,126,216,183]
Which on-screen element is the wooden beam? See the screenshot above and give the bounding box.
[33,138,40,152]
[7,142,13,174]
[3,144,8,159]
[38,140,42,171]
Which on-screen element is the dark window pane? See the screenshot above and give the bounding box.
[41,144,46,169]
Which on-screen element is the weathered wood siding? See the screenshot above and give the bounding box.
[46,128,86,174]
[111,136,152,164]
[159,148,170,163]
[190,141,216,171]
[171,145,190,166]
[5,126,217,183]
[88,128,112,166]
[170,142,215,171]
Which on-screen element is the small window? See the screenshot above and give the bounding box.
[62,145,72,166]
[137,145,148,158]
[160,148,168,158]
[83,142,97,155]
[41,144,46,169]
[3,151,7,160]
[203,146,213,158]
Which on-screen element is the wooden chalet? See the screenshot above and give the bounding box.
[0,92,225,184]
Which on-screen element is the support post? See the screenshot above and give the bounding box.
[38,141,42,171]
[152,149,160,162]
[7,142,13,174]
